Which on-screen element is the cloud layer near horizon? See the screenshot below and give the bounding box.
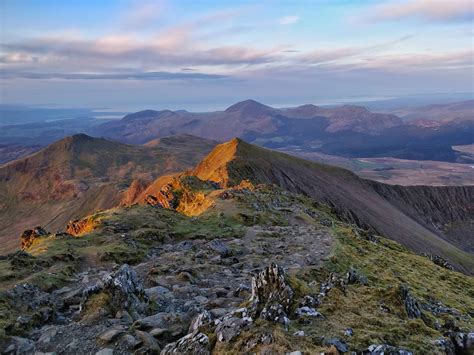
[0,0,472,108]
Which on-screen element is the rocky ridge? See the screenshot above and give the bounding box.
[1,176,473,354]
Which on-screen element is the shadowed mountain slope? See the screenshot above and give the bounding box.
[0,134,216,253]
[92,99,473,162]
[190,138,474,273]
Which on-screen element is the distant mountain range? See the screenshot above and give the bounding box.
[92,99,474,162]
[1,99,472,165]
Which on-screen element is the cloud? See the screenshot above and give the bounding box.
[121,0,164,29]
[366,0,474,23]
[278,16,300,25]
[0,32,279,70]
[300,35,415,64]
[0,70,227,81]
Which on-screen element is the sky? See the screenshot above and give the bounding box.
[0,0,473,110]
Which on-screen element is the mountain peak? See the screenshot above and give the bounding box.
[192,138,242,185]
[224,99,277,114]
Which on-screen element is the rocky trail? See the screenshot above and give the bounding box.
[7,222,335,354]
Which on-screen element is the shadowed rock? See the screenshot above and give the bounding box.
[81,264,149,318]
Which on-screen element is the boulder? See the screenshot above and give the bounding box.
[215,316,252,343]
[98,326,126,343]
[325,338,348,353]
[81,264,149,317]
[135,329,161,352]
[19,226,48,250]
[207,240,230,257]
[134,312,184,331]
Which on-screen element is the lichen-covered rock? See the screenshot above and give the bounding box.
[215,316,252,343]
[80,264,149,317]
[419,253,454,270]
[188,310,213,333]
[250,263,293,325]
[295,306,323,318]
[365,344,413,354]
[451,331,474,354]
[346,267,368,285]
[20,226,48,250]
[160,330,210,355]
[399,285,421,319]
[298,295,319,308]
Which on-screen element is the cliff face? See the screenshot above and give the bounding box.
[371,183,474,252]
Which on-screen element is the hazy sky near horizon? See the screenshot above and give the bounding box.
[0,0,473,110]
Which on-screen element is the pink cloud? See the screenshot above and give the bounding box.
[367,0,474,22]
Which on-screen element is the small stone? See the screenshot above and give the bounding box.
[134,329,160,352]
[115,310,133,325]
[293,330,305,337]
[98,327,125,343]
[194,295,208,304]
[38,326,58,345]
[207,240,230,257]
[149,328,167,337]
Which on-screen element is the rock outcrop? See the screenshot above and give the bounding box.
[399,285,422,319]
[81,264,149,318]
[20,226,48,250]
[66,217,99,236]
[250,263,294,326]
